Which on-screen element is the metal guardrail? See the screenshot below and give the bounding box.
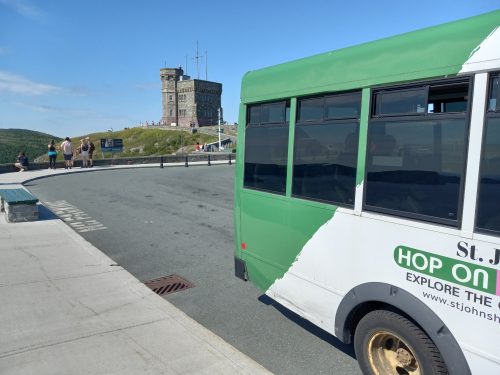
[0,153,235,174]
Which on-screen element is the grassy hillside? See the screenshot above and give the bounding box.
[0,129,62,164]
[36,127,221,162]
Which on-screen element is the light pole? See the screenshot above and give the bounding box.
[218,108,221,151]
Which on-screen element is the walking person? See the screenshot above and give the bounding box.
[60,137,73,169]
[15,152,29,172]
[47,140,58,169]
[80,138,90,168]
[86,137,95,167]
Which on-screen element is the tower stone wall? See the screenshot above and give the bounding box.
[160,67,183,126]
[160,67,222,127]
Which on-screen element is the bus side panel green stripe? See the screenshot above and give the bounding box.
[286,98,297,197]
[356,88,370,186]
[240,191,335,292]
[234,103,247,259]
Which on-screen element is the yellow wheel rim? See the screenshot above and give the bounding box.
[367,331,422,375]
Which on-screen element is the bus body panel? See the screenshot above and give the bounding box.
[265,208,500,372]
[240,190,335,291]
[235,10,500,374]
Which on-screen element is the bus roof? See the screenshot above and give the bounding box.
[241,10,500,104]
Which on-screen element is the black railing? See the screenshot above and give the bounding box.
[0,153,236,174]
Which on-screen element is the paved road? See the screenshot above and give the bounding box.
[26,165,361,375]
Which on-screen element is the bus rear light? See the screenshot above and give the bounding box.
[241,242,246,250]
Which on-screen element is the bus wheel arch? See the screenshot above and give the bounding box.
[334,282,471,375]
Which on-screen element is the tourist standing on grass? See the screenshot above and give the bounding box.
[15,152,29,172]
[80,138,90,168]
[61,137,73,169]
[86,137,95,167]
[47,140,57,169]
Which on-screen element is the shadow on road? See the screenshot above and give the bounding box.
[258,294,357,359]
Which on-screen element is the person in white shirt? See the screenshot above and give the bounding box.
[60,137,73,169]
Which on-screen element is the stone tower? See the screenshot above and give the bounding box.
[160,66,222,127]
[160,67,183,126]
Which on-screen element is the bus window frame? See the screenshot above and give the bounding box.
[474,72,500,237]
[296,91,362,123]
[292,90,362,207]
[373,86,429,118]
[247,101,289,127]
[297,96,324,122]
[244,100,290,195]
[363,76,474,228]
[485,74,500,112]
[324,91,362,120]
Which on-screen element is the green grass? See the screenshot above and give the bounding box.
[0,129,62,164]
[35,127,220,162]
[0,127,227,164]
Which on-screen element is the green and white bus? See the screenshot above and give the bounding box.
[234,10,500,375]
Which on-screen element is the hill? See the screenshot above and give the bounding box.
[35,127,225,162]
[0,129,62,164]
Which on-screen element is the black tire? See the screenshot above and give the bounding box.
[354,309,448,375]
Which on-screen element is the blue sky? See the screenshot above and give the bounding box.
[0,0,498,137]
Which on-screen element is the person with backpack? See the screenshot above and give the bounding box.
[86,137,95,167]
[80,138,90,168]
[47,140,58,169]
[60,137,73,169]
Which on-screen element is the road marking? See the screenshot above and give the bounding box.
[44,200,107,233]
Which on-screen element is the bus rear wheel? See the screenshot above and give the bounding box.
[354,310,448,375]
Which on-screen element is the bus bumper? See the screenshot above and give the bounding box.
[234,256,248,281]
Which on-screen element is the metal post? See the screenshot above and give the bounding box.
[228,154,232,165]
[185,155,189,167]
[208,154,211,166]
[218,108,221,151]
[160,156,164,168]
[196,41,200,79]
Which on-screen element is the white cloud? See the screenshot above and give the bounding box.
[0,70,61,95]
[66,85,90,96]
[15,103,61,113]
[0,0,46,20]
[14,101,129,121]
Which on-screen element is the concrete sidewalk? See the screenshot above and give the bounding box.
[0,167,270,375]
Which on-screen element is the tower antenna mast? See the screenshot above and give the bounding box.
[195,41,200,79]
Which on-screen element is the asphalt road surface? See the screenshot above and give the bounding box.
[26,165,361,375]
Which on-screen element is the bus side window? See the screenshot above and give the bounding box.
[292,91,361,207]
[337,132,359,168]
[476,74,500,235]
[365,79,470,226]
[244,101,290,194]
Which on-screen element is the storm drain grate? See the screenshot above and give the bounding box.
[144,274,194,296]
